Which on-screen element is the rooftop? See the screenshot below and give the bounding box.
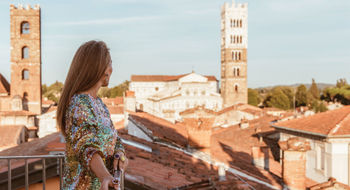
[272,105,350,137]
[131,73,217,82]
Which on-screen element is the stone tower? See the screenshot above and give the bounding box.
[220,1,248,107]
[10,4,42,114]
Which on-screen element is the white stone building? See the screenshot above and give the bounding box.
[272,106,350,185]
[129,72,222,122]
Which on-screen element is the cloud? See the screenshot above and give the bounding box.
[49,15,163,26]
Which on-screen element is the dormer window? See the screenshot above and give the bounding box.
[21,22,30,34]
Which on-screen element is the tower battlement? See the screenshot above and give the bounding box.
[222,1,248,12]
[10,4,40,10]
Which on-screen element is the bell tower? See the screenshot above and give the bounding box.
[221,1,248,107]
[10,4,42,114]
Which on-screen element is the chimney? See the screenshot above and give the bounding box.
[218,165,226,181]
[279,137,311,190]
[251,146,269,170]
[124,90,136,112]
[185,118,212,153]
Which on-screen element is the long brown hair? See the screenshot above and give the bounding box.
[57,40,111,136]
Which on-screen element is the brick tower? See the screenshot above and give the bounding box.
[220,1,248,108]
[10,4,42,114]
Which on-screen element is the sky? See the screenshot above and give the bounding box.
[0,0,349,88]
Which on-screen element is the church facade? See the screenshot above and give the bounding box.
[129,73,222,121]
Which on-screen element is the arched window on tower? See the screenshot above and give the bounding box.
[235,52,238,61]
[236,36,239,44]
[232,51,235,61]
[240,36,243,43]
[235,85,238,92]
[22,69,29,80]
[21,21,30,34]
[22,46,29,59]
[237,68,240,76]
[233,68,236,76]
[240,20,242,27]
[238,52,241,61]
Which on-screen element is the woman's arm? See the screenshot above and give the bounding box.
[90,153,118,190]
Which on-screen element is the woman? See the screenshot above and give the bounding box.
[57,40,128,190]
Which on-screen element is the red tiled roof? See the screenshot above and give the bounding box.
[182,118,214,130]
[218,103,262,115]
[210,115,283,187]
[129,112,188,147]
[0,110,36,116]
[131,74,217,82]
[125,90,135,97]
[119,131,278,190]
[273,106,350,137]
[107,106,124,115]
[0,73,10,94]
[0,132,60,170]
[0,125,26,148]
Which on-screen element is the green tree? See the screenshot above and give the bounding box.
[248,88,260,106]
[295,85,308,107]
[42,84,48,95]
[309,78,320,100]
[98,87,111,98]
[336,78,348,88]
[265,88,291,110]
[110,80,129,98]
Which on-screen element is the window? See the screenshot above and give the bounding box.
[237,68,240,76]
[21,22,30,34]
[240,20,242,27]
[22,46,29,59]
[238,52,241,61]
[235,85,238,92]
[22,69,29,80]
[316,144,325,171]
[155,87,159,91]
[233,68,236,76]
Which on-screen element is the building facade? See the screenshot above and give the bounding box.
[220,1,248,107]
[130,73,222,122]
[272,106,350,185]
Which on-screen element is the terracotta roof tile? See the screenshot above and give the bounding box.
[129,112,188,147]
[0,74,10,94]
[273,106,350,137]
[131,74,217,82]
[0,110,36,116]
[0,125,26,148]
[107,106,124,115]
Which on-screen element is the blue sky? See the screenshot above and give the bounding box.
[0,0,349,88]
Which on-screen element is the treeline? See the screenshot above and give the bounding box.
[248,78,350,112]
[42,80,130,104]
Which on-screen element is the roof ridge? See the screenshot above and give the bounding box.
[328,109,350,135]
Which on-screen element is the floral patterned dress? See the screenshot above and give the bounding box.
[63,93,124,190]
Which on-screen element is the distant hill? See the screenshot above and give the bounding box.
[255,83,335,91]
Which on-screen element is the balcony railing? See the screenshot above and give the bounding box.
[0,154,64,190]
